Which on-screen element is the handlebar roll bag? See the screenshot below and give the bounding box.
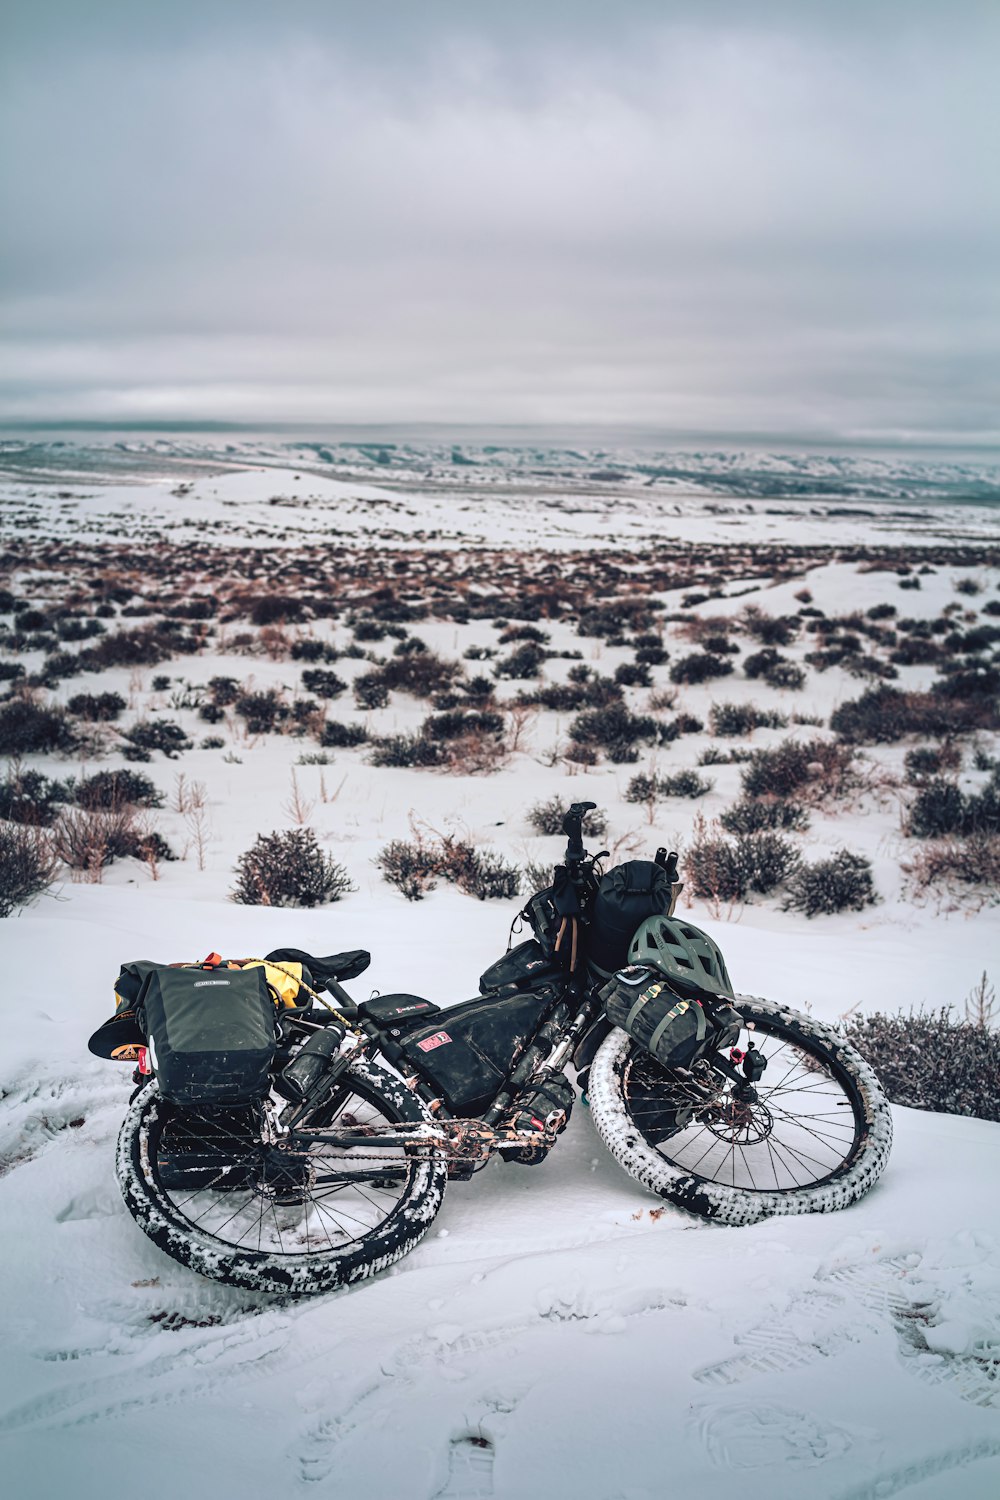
[586,860,673,978]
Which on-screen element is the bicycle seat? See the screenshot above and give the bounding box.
[264,947,371,985]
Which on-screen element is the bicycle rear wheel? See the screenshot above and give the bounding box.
[116,1056,446,1295]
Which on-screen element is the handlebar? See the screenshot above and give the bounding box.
[561,801,596,866]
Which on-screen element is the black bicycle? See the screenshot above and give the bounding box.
[105,804,893,1295]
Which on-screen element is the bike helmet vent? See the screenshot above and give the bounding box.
[626,915,734,998]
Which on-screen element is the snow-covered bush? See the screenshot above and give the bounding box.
[842,1007,1000,1122]
[782,850,877,916]
[0,823,58,916]
[231,828,353,907]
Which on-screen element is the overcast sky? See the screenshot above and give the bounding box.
[1,1,998,439]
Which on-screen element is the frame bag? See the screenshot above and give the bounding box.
[139,966,276,1106]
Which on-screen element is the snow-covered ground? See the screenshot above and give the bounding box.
[1,448,999,1499]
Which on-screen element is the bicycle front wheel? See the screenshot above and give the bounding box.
[588,993,892,1224]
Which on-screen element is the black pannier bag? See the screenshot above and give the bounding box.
[139,965,277,1106]
[602,966,742,1071]
[586,860,673,978]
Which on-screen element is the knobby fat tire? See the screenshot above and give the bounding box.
[587,993,893,1225]
[116,1057,447,1295]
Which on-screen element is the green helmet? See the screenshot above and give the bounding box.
[627,914,734,998]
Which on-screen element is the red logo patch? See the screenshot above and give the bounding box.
[416,1031,452,1053]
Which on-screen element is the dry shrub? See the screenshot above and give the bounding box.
[374,832,521,901]
[903,833,1000,902]
[685,815,799,903]
[841,1007,1000,1122]
[831,686,998,744]
[230,828,353,906]
[52,806,175,880]
[0,765,74,826]
[0,697,79,755]
[782,850,878,916]
[740,738,856,803]
[0,823,58,916]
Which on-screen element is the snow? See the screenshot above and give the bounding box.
[2,442,1000,1498]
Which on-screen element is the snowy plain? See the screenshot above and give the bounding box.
[1,441,999,1500]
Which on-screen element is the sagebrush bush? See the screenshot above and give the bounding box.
[685,826,800,901]
[903,744,961,782]
[354,672,390,710]
[0,698,78,755]
[906,772,1000,840]
[903,832,1000,896]
[569,703,658,763]
[318,720,369,749]
[368,733,446,768]
[494,642,547,679]
[374,833,521,901]
[782,850,877,916]
[841,1007,1000,1121]
[0,767,74,826]
[122,719,193,758]
[719,796,810,834]
[75,769,163,810]
[66,691,127,721]
[231,828,354,906]
[52,807,175,873]
[741,738,855,802]
[234,689,289,734]
[658,770,714,799]
[669,652,734,685]
[527,797,608,837]
[0,823,58,916]
[743,609,799,646]
[422,710,505,742]
[375,839,441,900]
[301,668,347,699]
[709,702,789,737]
[831,686,997,743]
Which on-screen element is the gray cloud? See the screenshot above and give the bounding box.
[1,2,998,436]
